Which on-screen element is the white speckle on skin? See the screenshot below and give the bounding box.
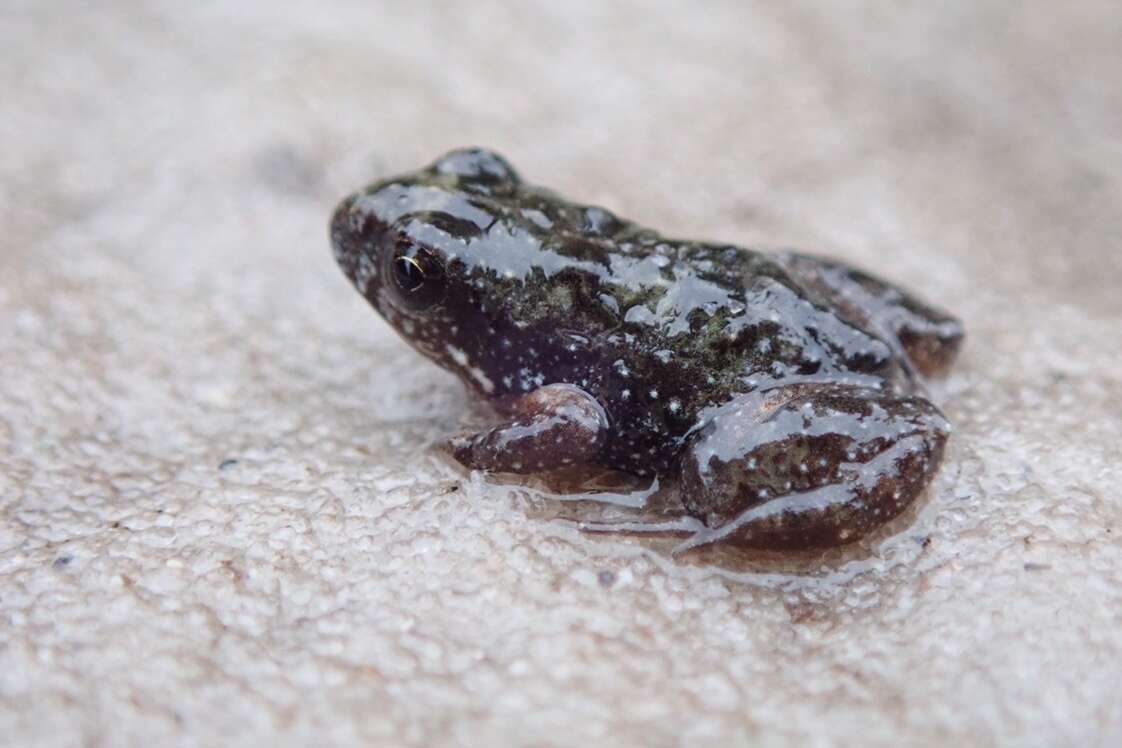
[445,344,494,393]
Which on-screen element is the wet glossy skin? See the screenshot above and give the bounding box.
[330,148,964,550]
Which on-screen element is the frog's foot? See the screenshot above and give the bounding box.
[580,515,706,538]
[676,384,950,551]
[547,476,700,534]
[448,383,609,474]
[777,252,964,378]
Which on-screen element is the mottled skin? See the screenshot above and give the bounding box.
[330,148,964,550]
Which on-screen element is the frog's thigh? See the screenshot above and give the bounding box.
[678,385,949,550]
[449,384,609,474]
[779,253,964,377]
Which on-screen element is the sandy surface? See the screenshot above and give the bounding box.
[2,2,1121,745]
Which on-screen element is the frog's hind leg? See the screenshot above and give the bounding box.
[676,385,949,551]
[776,252,964,377]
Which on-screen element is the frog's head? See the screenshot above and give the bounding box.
[331,148,568,396]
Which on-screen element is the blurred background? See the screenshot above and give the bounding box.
[2,2,1121,746]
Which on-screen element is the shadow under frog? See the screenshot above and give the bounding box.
[330,148,964,552]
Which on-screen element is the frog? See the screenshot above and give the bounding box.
[329,148,964,551]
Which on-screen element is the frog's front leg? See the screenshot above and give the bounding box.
[449,383,609,474]
[677,384,950,551]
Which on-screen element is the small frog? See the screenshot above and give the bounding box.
[330,148,963,550]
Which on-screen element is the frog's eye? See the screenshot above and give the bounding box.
[393,256,427,292]
[390,242,445,310]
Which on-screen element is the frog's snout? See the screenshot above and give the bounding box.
[329,193,387,299]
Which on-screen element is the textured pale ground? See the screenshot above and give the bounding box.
[3,2,1122,746]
